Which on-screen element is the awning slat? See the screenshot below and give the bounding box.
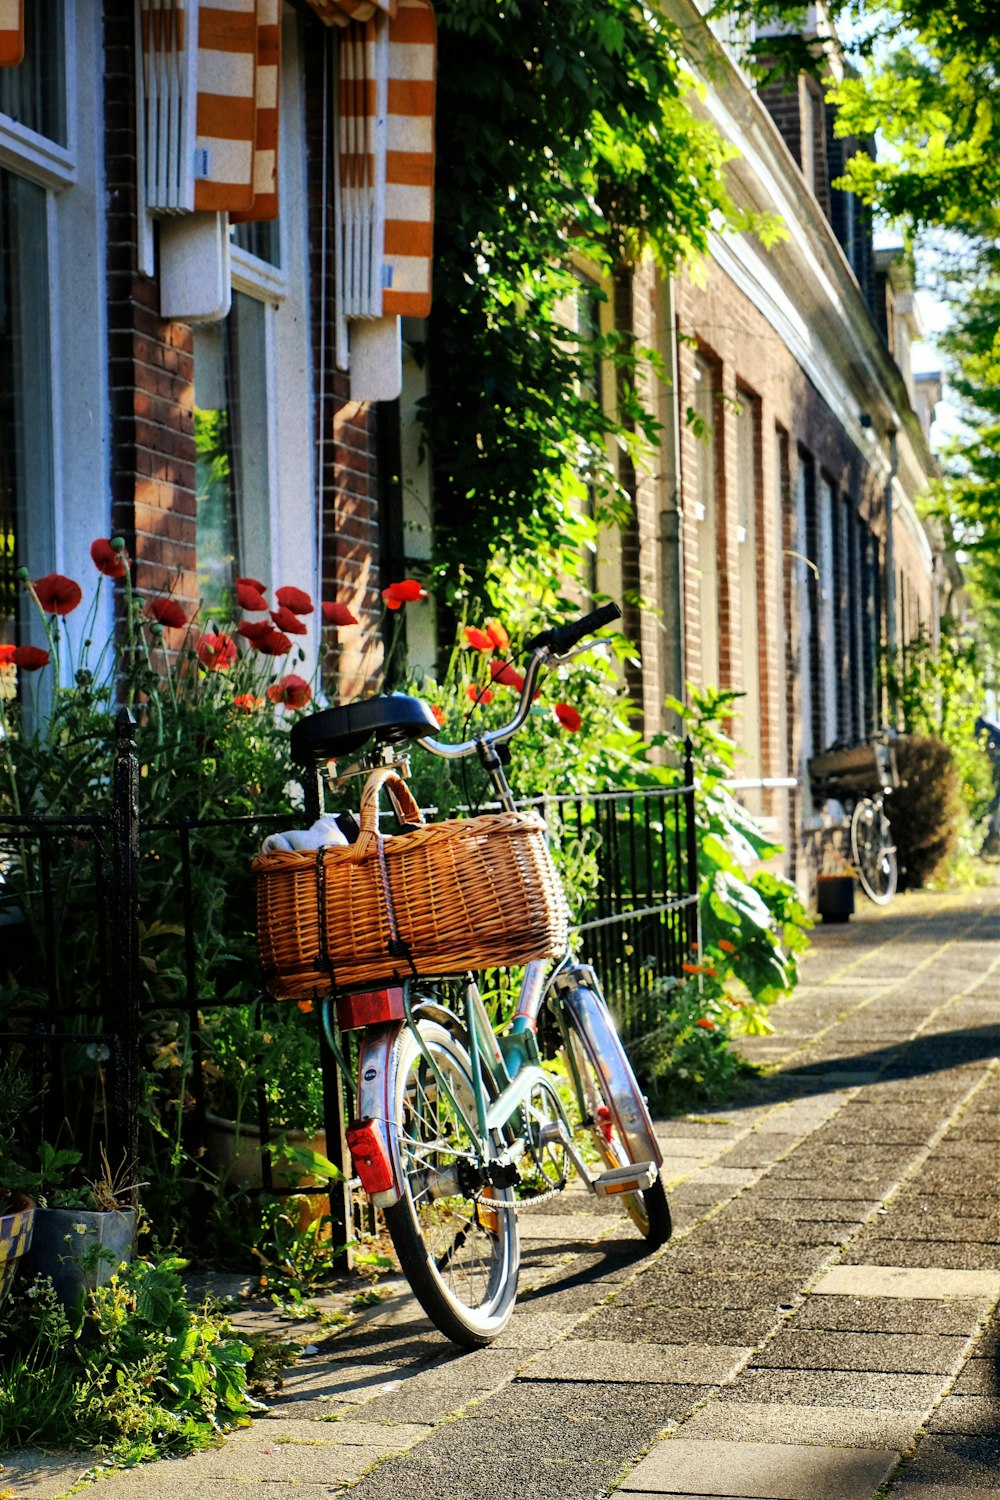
[0,0,24,68]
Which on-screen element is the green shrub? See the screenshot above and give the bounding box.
[890,735,965,889]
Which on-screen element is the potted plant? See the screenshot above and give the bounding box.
[25,1143,138,1308]
[0,1063,38,1307]
[815,857,856,923]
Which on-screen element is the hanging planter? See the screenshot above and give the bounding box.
[0,1193,36,1306]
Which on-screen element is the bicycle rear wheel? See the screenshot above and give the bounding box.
[560,983,672,1246]
[382,1020,519,1347]
[850,796,898,904]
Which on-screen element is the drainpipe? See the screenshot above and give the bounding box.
[659,275,686,728]
[884,427,898,724]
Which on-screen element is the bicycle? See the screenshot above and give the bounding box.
[257,603,671,1346]
[809,730,898,905]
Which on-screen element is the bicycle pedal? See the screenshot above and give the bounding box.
[592,1161,658,1196]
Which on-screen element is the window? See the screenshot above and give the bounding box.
[0,0,65,144]
[193,292,272,617]
[735,389,762,785]
[693,355,720,689]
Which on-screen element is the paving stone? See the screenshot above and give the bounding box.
[842,1239,1000,1271]
[315,1451,624,1500]
[688,1217,861,1248]
[685,1166,761,1189]
[676,1398,927,1448]
[750,1330,969,1374]
[0,1450,92,1500]
[928,1395,1000,1434]
[898,1434,1000,1489]
[952,1359,1000,1396]
[615,1270,804,1312]
[475,1377,707,1422]
[751,1176,881,1202]
[580,1304,779,1345]
[661,1241,836,1275]
[715,1368,945,1409]
[810,1265,1000,1301]
[618,1437,899,1499]
[522,1339,753,1385]
[413,1413,657,1466]
[715,1136,804,1167]
[793,1294,987,1335]
[887,1487,1000,1499]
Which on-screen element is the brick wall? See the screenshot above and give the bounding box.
[104,0,198,615]
[302,22,383,698]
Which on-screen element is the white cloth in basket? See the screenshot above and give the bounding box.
[261,816,350,854]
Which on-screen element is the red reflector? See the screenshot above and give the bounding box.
[346,1118,395,1196]
[595,1104,615,1145]
[336,987,405,1030]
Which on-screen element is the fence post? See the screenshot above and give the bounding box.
[108,707,141,1195]
[683,736,701,957]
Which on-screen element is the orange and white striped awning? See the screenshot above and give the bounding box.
[139,0,279,222]
[0,0,24,68]
[328,0,436,325]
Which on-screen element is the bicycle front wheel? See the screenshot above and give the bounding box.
[382,1020,519,1347]
[561,984,672,1246]
[850,797,898,904]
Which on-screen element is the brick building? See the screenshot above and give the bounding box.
[1,1,941,885]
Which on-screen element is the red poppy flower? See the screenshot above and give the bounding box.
[467,684,494,705]
[196,632,237,671]
[718,939,736,954]
[695,1018,716,1031]
[235,578,269,612]
[554,702,582,732]
[275,585,314,616]
[267,674,312,710]
[237,620,272,643]
[13,645,50,671]
[0,645,15,666]
[297,999,314,1015]
[148,596,187,629]
[463,626,494,652]
[322,601,358,627]
[91,538,128,579]
[270,606,308,636]
[486,621,509,651]
[382,578,427,610]
[233,693,263,712]
[34,574,82,616]
[682,962,718,978]
[253,628,292,657]
[489,661,525,691]
[431,705,445,726]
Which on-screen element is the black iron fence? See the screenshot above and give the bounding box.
[0,715,698,1246]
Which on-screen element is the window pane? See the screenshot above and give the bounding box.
[0,168,53,646]
[193,292,270,618]
[232,219,280,269]
[0,0,66,145]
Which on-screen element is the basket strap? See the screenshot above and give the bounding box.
[353,766,424,861]
[374,834,416,969]
[314,849,336,979]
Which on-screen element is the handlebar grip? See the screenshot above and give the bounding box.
[524,601,622,657]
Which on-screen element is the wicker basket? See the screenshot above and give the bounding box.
[254,767,570,999]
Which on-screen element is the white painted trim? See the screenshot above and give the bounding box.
[0,118,75,188]
[231,241,288,301]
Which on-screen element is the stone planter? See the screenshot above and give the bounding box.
[203,1112,330,1226]
[0,1193,35,1305]
[28,1207,137,1308]
[816,873,855,923]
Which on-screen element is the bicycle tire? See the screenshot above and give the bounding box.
[850,796,898,905]
[561,986,672,1246]
[382,1020,519,1347]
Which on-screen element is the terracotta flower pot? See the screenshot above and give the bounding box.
[0,1193,36,1305]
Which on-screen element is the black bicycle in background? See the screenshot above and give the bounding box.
[809,729,899,905]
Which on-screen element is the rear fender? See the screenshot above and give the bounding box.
[353,1021,406,1208]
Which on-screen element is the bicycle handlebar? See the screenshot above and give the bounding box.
[418,602,621,762]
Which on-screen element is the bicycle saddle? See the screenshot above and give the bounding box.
[290,693,440,765]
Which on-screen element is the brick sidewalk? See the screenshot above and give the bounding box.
[4,883,998,1500]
